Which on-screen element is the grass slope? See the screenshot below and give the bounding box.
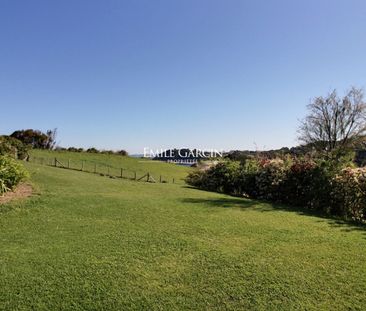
[0,162,365,310]
[30,149,191,183]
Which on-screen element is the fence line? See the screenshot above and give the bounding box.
[28,156,179,185]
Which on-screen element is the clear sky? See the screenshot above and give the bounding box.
[1,0,365,153]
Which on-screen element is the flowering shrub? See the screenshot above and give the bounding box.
[284,159,332,210]
[255,158,289,201]
[333,168,366,222]
[186,156,366,223]
[186,161,242,194]
[0,156,29,195]
[238,159,259,197]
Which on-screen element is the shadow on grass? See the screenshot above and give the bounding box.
[181,195,366,236]
[181,197,262,210]
[262,202,366,236]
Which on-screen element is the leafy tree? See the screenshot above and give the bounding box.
[10,128,57,149]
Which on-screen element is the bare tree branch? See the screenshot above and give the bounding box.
[298,88,366,154]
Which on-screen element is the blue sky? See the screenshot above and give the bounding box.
[1,0,365,153]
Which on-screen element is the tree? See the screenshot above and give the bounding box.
[45,128,57,150]
[298,87,366,154]
[10,128,57,149]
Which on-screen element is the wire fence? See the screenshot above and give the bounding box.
[28,155,181,184]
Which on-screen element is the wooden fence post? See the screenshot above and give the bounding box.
[134,171,137,180]
[107,167,110,176]
[54,158,57,167]
[81,161,84,171]
[159,175,162,183]
[173,178,175,184]
[147,172,150,182]
[120,168,123,178]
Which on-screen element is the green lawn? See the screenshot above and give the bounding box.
[30,149,191,183]
[1,162,366,310]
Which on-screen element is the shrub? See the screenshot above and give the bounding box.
[0,136,29,160]
[333,167,366,222]
[85,148,127,155]
[255,158,289,201]
[55,146,67,151]
[86,147,99,153]
[283,159,332,210]
[117,150,128,156]
[186,161,242,195]
[186,155,366,223]
[238,159,259,197]
[185,169,207,189]
[0,156,29,195]
[67,147,84,152]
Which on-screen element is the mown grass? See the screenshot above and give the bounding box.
[0,162,365,310]
[30,149,191,183]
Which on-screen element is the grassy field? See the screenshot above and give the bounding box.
[29,149,191,183]
[0,161,366,310]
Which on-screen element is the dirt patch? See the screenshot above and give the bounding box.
[0,183,33,204]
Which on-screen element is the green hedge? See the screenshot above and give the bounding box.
[332,168,366,223]
[0,156,29,195]
[186,157,366,223]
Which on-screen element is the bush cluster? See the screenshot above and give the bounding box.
[0,136,29,159]
[186,156,366,223]
[56,147,128,156]
[0,156,29,195]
